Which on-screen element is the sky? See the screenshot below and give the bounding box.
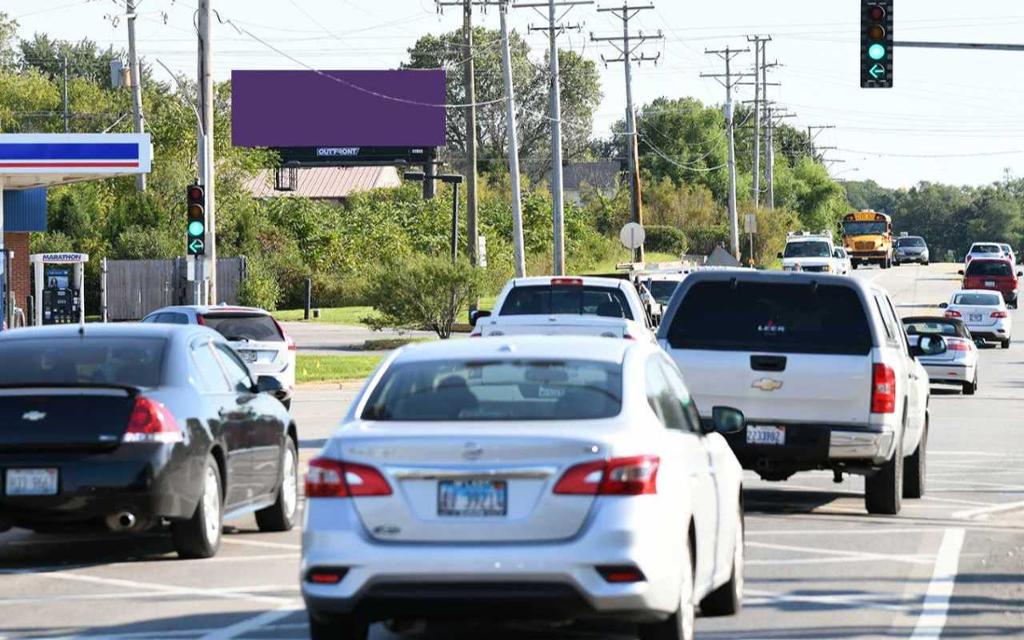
[7,0,1024,189]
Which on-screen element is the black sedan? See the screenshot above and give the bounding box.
[0,323,299,558]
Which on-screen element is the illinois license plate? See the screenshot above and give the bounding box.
[438,480,507,517]
[5,468,58,496]
[985,281,996,288]
[238,350,257,364]
[747,425,786,446]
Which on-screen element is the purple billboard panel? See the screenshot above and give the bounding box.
[232,70,446,148]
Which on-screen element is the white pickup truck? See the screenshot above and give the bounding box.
[471,276,655,341]
[657,270,940,515]
[780,231,849,275]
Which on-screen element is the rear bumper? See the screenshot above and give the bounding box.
[894,254,928,264]
[850,252,888,262]
[0,444,199,529]
[719,423,896,475]
[302,497,687,624]
[921,362,973,384]
[967,327,1010,341]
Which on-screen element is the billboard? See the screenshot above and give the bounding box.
[231,70,447,149]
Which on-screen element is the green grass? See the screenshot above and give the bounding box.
[296,354,384,384]
[273,306,379,326]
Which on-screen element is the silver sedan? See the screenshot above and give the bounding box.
[301,336,746,640]
[903,317,980,394]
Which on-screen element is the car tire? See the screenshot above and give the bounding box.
[1001,338,1011,349]
[903,419,927,499]
[963,374,977,395]
[852,263,859,270]
[255,438,299,532]
[308,613,368,640]
[865,436,903,515]
[699,507,744,617]
[172,455,223,559]
[282,398,292,411]
[638,532,695,640]
[923,261,930,266]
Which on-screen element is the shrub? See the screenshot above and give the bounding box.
[644,225,688,255]
[238,257,281,311]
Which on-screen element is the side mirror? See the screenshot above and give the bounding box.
[255,375,283,395]
[957,270,965,275]
[833,249,842,259]
[709,406,745,435]
[939,302,948,309]
[975,338,986,348]
[1017,271,1023,277]
[912,334,947,358]
[469,309,492,326]
[776,252,784,259]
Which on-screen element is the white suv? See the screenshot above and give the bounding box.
[657,270,937,515]
[779,231,845,275]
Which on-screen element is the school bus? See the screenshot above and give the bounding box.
[841,210,894,269]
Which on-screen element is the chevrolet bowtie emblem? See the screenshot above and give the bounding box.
[21,411,46,422]
[751,378,784,392]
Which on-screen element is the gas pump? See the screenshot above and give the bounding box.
[30,253,88,326]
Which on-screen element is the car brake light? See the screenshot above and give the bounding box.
[871,364,896,414]
[946,339,971,352]
[554,456,659,496]
[596,565,647,583]
[196,314,206,326]
[271,318,296,351]
[123,396,183,443]
[944,310,962,318]
[550,277,584,287]
[306,568,348,584]
[991,311,1008,319]
[305,458,392,498]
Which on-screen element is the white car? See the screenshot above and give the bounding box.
[471,276,655,341]
[965,242,1005,265]
[999,243,1017,267]
[942,290,1013,349]
[142,305,297,407]
[834,247,853,275]
[902,316,980,395]
[302,337,746,640]
[779,232,843,274]
[657,270,934,515]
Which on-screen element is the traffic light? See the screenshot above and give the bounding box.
[861,1,893,88]
[186,184,206,256]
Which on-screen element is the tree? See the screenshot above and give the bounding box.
[0,12,18,71]
[363,256,483,339]
[403,27,602,181]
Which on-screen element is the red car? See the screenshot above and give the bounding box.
[960,258,1021,309]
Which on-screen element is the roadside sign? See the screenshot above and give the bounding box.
[619,222,646,250]
[744,214,757,234]
[478,235,488,268]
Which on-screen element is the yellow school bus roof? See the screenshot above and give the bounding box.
[844,210,891,222]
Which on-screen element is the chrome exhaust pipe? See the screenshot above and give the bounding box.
[106,511,138,532]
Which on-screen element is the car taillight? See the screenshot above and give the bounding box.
[196,314,206,326]
[946,339,971,352]
[992,311,1008,319]
[123,396,183,443]
[272,318,296,351]
[550,277,584,287]
[554,456,659,496]
[944,310,962,318]
[596,565,647,583]
[305,458,392,498]
[871,364,896,414]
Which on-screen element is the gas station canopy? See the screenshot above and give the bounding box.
[0,133,152,190]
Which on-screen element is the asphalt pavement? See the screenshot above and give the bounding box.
[1,263,1021,639]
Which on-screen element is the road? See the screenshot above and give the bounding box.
[1,263,1021,639]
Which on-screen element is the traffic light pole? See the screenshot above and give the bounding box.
[894,40,1024,52]
[198,0,216,305]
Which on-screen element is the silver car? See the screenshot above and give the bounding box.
[301,337,746,640]
[903,316,979,395]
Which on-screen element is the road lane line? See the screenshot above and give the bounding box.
[910,527,965,639]
[952,499,1024,521]
[747,541,935,565]
[747,527,933,536]
[220,537,301,550]
[197,604,303,640]
[0,584,299,605]
[28,570,295,606]
[746,588,913,612]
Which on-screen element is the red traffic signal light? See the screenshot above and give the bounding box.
[868,5,885,21]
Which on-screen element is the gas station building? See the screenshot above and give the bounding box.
[0,133,151,328]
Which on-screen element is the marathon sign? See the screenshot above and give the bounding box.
[38,253,89,264]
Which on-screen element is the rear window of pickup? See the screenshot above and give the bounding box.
[665,281,873,355]
[499,286,634,320]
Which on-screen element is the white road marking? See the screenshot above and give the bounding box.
[930,450,1024,458]
[220,537,302,550]
[952,499,1024,521]
[197,604,303,640]
[747,541,935,565]
[747,527,934,536]
[44,623,309,640]
[746,588,913,612]
[909,527,965,639]
[0,584,298,606]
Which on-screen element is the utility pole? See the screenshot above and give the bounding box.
[592,3,662,264]
[806,124,836,161]
[522,0,593,276]
[126,0,146,191]
[197,0,216,304]
[702,47,753,260]
[62,55,69,133]
[745,35,770,207]
[764,106,795,210]
[499,1,526,277]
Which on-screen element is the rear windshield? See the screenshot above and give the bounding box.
[361,359,622,421]
[897,237,925,247]
[201,314,283,342]
[0,338,165,387]
[499,285,634,320]
[903,321,966,338]
[783,241,831,258]
[952,292,1002,306]
[971,244,1002,254]
[666,281,873,355]
[648,280,681,305]
[965,261,1012,277]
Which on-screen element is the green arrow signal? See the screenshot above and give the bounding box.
[188,239,205,253]
[869,63,886,79]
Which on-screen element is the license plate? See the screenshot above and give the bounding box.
[985,281,996,288]
[238,350,257,363]
[969,314,983,322]
[438,479,507,517]
[5,468,58,496]
[747,425,786,446]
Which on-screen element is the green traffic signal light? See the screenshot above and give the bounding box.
[188,220,205,237]
[868,43,886,60]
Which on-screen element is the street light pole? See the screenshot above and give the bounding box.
[404,171,465,265]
